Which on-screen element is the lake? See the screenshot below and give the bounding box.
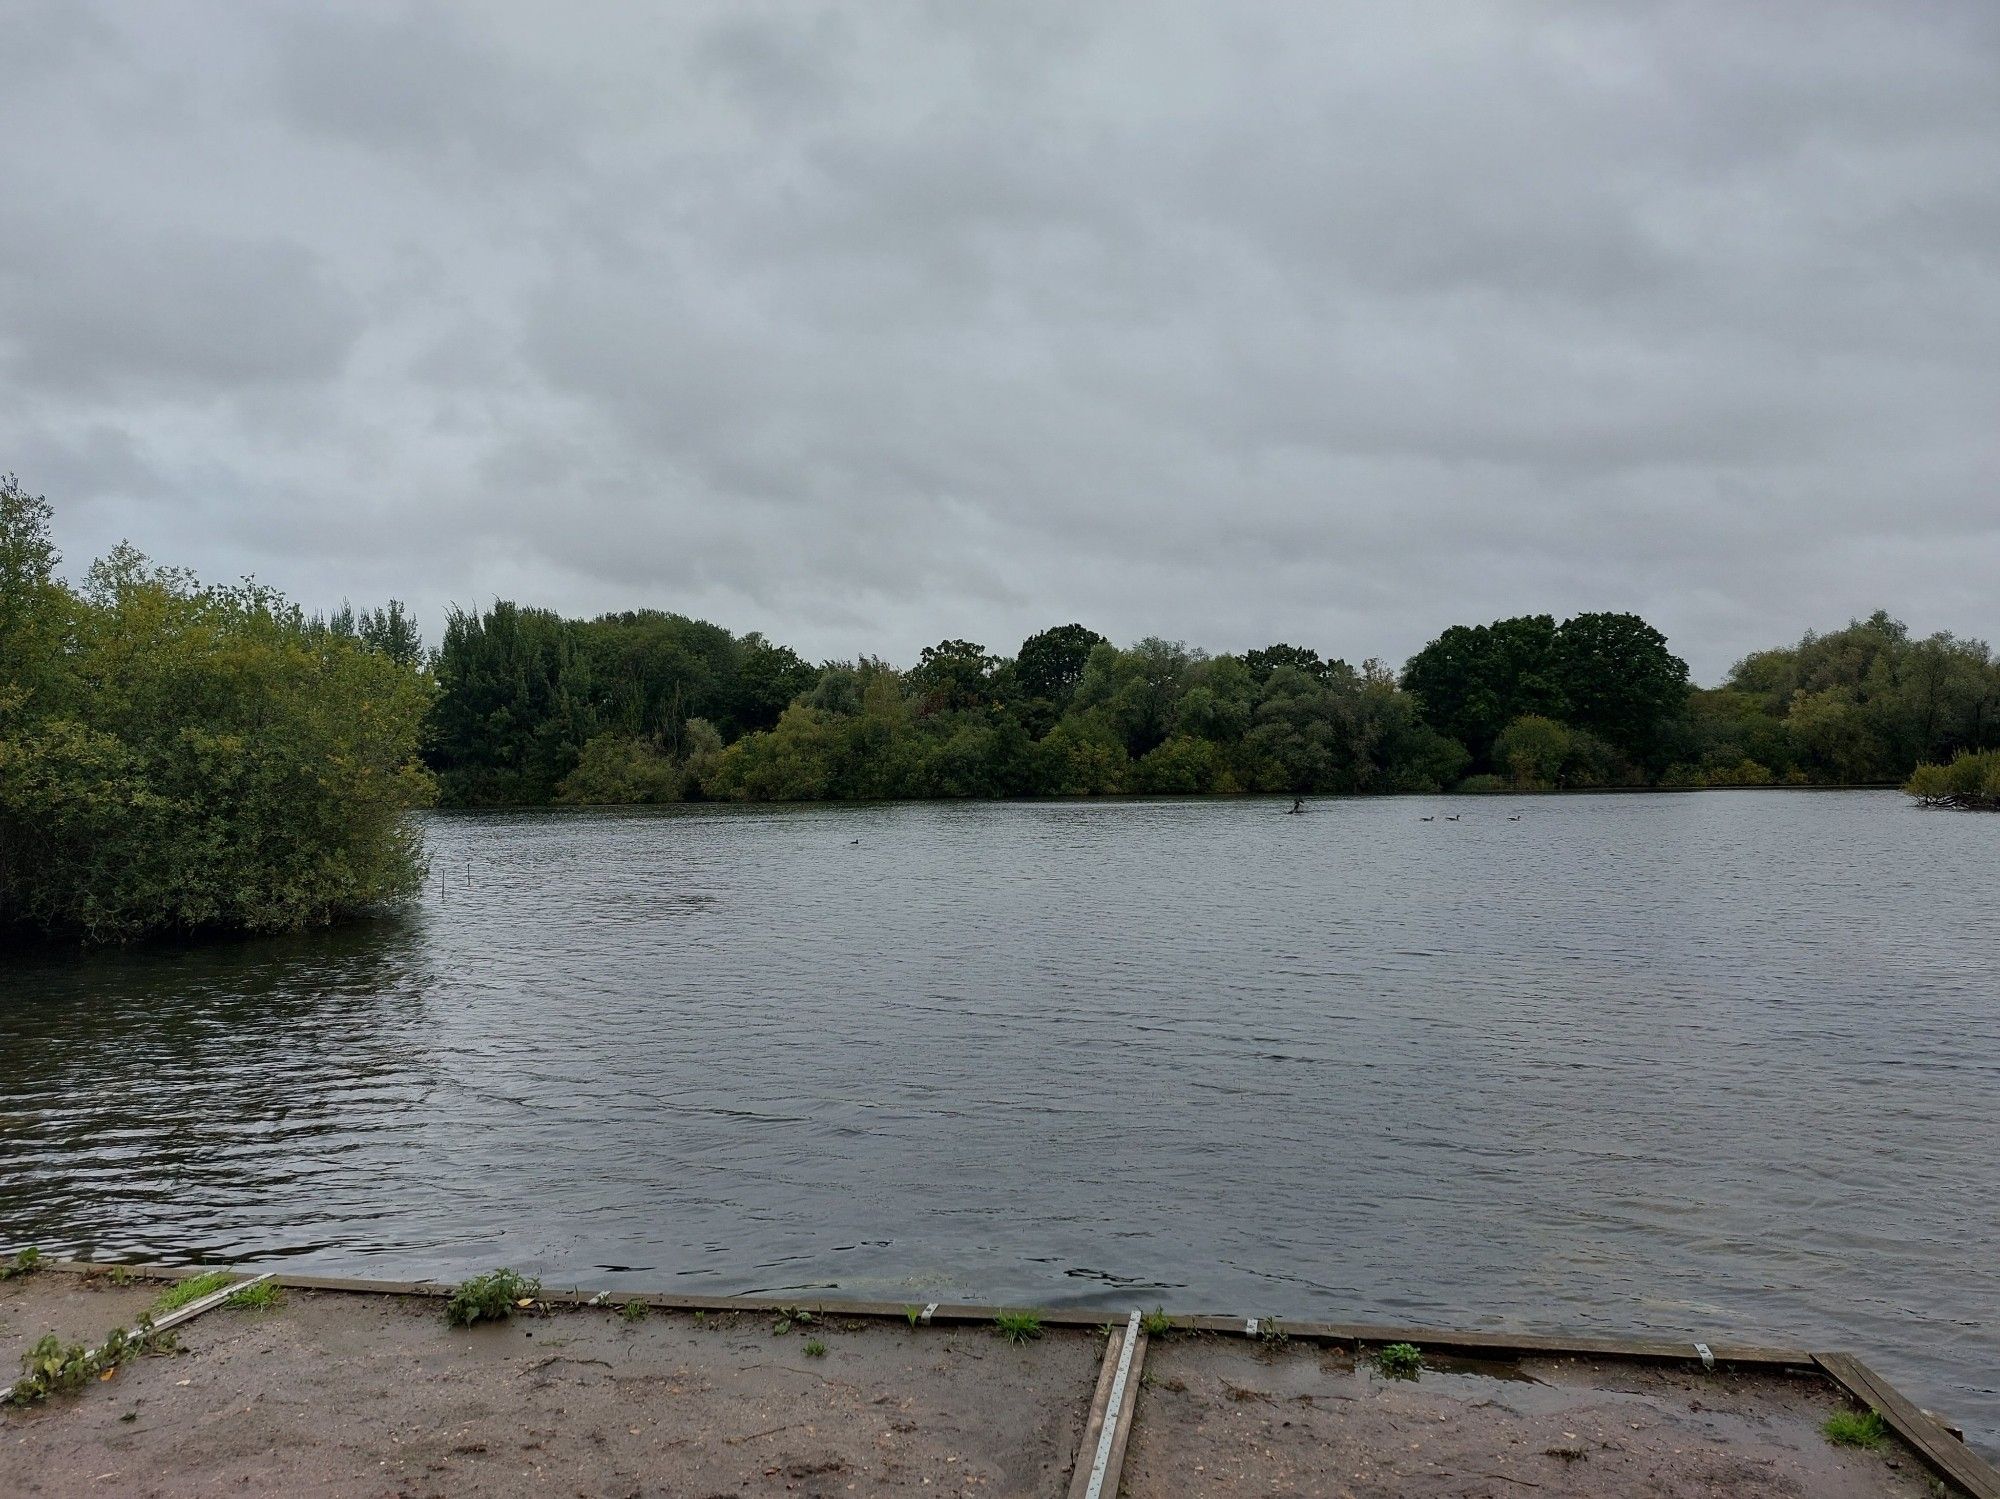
[3,790,1996,1450]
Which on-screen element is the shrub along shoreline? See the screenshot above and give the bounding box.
[0,479,434,945]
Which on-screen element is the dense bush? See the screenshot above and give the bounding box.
[0,478,434,943]
[1906,748,2000,809]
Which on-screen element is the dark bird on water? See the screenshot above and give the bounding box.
[1445,813,1461,821]
[1508,814,1522,821]
[1288,798,1306,814]
[1420,815,1435,822]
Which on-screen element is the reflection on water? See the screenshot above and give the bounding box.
[2,791,1997,1450]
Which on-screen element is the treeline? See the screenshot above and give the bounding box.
[424,601,2000,806]
[0,479,434,943]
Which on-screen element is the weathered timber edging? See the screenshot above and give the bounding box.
[56,1262,1819,1366]
[38,1260,2000,1497]
[1819,1352,2000,1499]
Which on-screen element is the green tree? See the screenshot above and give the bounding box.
[1,497,434,943]
[1243,643,1344,684]
[1400,615,1566,769]
[729,634,819,735]
[909,639,999,714]
[1551,612,1688,766]
[1014,624,1106,706]
[1131,734,1230,794]
[556,734,686,804]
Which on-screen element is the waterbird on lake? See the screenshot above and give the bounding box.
[1445,813,1461,821]
[1288,798,1306,814]
[1508,814,1522,821]
[1420,815,1435,821]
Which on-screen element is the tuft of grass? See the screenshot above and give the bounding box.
[1256,1317,1288,1347]
[803,1338,827,1357]
[620,1299,648,1323]
[107,1265,133,1287]
[1822,1409,1890,1449]
[1141,1307,1172,1338]
[1375,1342,1423,1380]
[0,1247,44,1281]
[994,1311,1043,1345]
[148,1271,235,1317]
[904,1305,924,1327]
[444,1268,541,1329]
[226,1280,282,1311]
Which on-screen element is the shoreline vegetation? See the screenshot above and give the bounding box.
[4,478,1996,942]
[1905,749,2000,811]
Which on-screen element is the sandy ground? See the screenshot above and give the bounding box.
[2,1283,1096,1498]
[0,1273,1960,1498]
[1121,1336,1938,1498]
[0,1270,165,1374]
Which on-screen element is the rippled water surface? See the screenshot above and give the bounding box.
[3,792,1996,1447]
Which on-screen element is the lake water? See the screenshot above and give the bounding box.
[3,791,1996,1450]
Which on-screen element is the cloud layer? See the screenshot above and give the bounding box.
[4,1,1995,680]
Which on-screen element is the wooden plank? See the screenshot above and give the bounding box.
[8,1264,1859,1374]
[1098,1326,1148,1497]
[1817,1352,2000,1499]
[1164,1311,1809,1367]
[1068,1312,1145,1499]
[1065,1326,1128,1499]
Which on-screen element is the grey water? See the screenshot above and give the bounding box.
[2,790,1996,1451]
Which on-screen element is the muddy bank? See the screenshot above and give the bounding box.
[1,1268,1985,1498]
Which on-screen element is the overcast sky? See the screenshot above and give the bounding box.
[3,3,1995,683]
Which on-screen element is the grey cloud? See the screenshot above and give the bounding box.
[1,1,1995,681]
[0,211,362,396]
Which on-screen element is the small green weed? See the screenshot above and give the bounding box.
[0,1247,43,1281]
[771,1307,816,1335]
[1822,1409,1889,1449]
[444,1268,541,1329]
[620,1299,648,1323]
[107,1265,133,1287]
[1141,1307,1172,1338]
[994,1311,1042,1345]
[1375,1343,1423,1380]
[803,1338,827,1357]
[7,1319,174,1406]
[10,1335,92,1403]
[148,1271,234,1317]
[904,1305,924,1327]
[226,1280,282,1311]
[1256,1317,1288,1347]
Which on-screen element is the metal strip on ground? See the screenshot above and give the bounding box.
[1082,1310,1142,1499]
[1,1273,273,1405]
